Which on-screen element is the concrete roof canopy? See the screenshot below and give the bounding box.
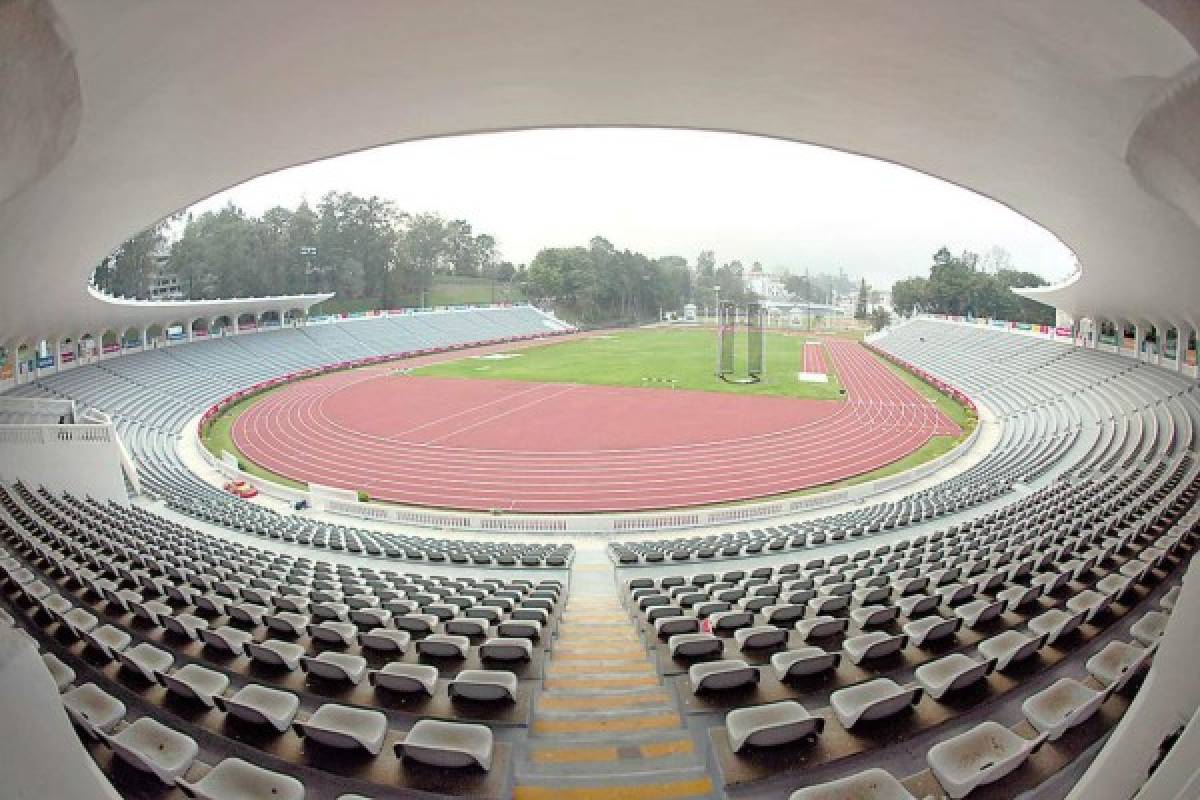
[1,1,1198,343]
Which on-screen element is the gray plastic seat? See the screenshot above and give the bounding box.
[902,615,960,647]
[794,615,848,641]
[770,646,840,680]
[244,639,305,671]
[116,642,174,683]
[480,636,534,661]
[99,716,199,785]
[178,756,306,800]
[301,652,368,684]
[953,597,1004,628]
[215,684,300,731]
[997,584,1042,611]
[1027,608,1086,645]
[850,604,899,628]
[159,663,231,707]
[789,767,920,800]
[1086,639,1154,689]
[264,611,310,636]
[1130,610,1169,646]
[689,659,759,693]
[42,652,75,692]
[726,700,823,752]
[163,612,208,640]
[735,625,788,650]
[445,617,489,637]
[895,593,939,617]
[62,682,126,736]
[654,615,699,637]
[830,678,922,728]
[1022,677,1109,740]
[199,625,253,654]
[448,669,518,703]
[914,653,994,699]
[394,613,440,633]
[83,624,131,661]
[927,720,1045,799]
[295,703,389,754]
[308,620,358,646]
[359,627,411,652]
[668,632,722,658]
[978,630,1045,671]
[396,719,494,770]
[842,631,907,664]
[417,633,470,659]
[1065,589,1110,623]
[370,663,439,695]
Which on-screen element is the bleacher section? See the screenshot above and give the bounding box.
[3,306,574,567]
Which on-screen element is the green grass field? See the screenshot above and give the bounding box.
[412,328,847,401]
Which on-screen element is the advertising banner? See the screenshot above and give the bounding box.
[37,355,54,368]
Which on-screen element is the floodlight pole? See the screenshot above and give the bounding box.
[713,285,721,377]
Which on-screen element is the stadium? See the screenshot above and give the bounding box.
[0,3,1198,800]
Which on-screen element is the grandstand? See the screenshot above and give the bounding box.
[3,3,1200,800]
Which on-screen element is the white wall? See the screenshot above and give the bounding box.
[0,423,129,504]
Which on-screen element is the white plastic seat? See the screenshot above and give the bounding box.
[310,601,351,622]
[895,593,939,617]
[1027,608,1086,645]
[244,639,305,671]
[1022,677,1109,740]
[1130,610,1169,646]
[39,593,73,619]
[178,756,306,800]
[1096,573,1132,598]
[1086,639,1154,689]
[850,604,900,628]
[83,624,132,661]
[99,716,199,785]
[159,663,230,707]
[370,662,439,695]
[394,613,440,633]
[914,653,994,699]
[497,619,542,640]
[789,767,920,800]
[1160,585,1180,610]
[830,678,922,728]
[689,659,759,693]
[927,720,1045,799]
[359,627,411,652]
[396,719,494,770]
[771,643,841,679]
[709,609,755,631]
[301,652,368,684]
[445,617,490,637]
[264,611,310,636]
[42,652,75,691]
[215,684,300,731]
[163,613,208,640]
[417,633,470,659]
[62,682,126,736]
[130,598,172,625]
[654,616,700,637]
[199,625,252,653]
[808,594,850,615]
[116,642,174,682]
[1065,589,1110,623]
[480,637,534,661]
[853,586,892,606]
[350,607,393,628]
[997,584,1042,611]
[842,631,907,664]
[448,669,518,702]
[727,700,823,752]
[902,614,961,647]
[794,615,848,641]
[953,597,1004,628]
[735,625,787,650]
[668,632,722,658]
[295,703,389,755]
[227,602,269,627]
[307,621,357,646]
[762,604,807,626]
[978,630,1045,671]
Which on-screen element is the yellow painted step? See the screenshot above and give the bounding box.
[532,712,681,734]
[538,692,670,711]
[553,648,647,660]
[530,738,694,763]
[543,675,659,690]
[514,777,713,800]
[546,661,653,676]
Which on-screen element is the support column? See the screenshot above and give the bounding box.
[141,327,149,351]
[1175,323,1188,373]
[1133,322,1144,362]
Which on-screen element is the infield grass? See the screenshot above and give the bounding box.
[411,327,847,400]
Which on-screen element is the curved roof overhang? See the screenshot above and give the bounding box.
[0,1,1197,339]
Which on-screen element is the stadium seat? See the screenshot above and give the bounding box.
[726,700,824,752]
[295,704,389,754]
[396,719,494,770]
[830,678,922,728]
[178,757,306,800]
[927,721,1046,799]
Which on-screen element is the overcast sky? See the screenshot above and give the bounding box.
[187,128,1076,288]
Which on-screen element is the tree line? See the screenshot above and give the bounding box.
[92,193,515,309]
[891,247,1054,324]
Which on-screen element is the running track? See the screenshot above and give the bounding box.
[232,339,961,512]
[802,341,827,374]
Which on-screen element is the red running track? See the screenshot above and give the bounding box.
[231,339,961,512]
[802,341,827,374]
